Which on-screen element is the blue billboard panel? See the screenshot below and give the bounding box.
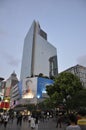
[37,77,54,98]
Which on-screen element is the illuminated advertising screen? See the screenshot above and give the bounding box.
[22,77,37,99]
[37,77,54,98]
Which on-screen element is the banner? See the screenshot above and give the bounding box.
[22,77,37,99]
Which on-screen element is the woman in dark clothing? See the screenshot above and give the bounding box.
[56,115,62,128]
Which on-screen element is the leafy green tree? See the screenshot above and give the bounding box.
[38,98,53,110]
[72,89,86,110]
[50,92,63,107]
[38,73,44,77]
[46,72,83,111]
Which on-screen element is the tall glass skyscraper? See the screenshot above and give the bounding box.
[20,20,58,80]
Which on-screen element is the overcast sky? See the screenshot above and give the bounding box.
[0,0,86,80]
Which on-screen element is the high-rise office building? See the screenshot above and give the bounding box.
[20,20,58,80]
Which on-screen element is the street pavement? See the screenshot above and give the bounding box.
[0,117,67,130]
[38,118,66,130]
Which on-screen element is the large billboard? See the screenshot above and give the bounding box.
[22,77,37,99]
[37,77,54,98]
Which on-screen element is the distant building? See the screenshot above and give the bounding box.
[4,71,19,98]
[64,64,86,88]
[20,20,58,80]
[0,77,5,100]
[10,81,22,108]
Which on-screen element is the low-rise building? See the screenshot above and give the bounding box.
[63,64,86,88]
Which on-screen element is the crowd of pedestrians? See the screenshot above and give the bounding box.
[55,109,86,130]
[0,109,86,130]
[0,113,10,128]
[0,111,39,130]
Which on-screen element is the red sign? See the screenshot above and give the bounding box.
[0,101,9,109]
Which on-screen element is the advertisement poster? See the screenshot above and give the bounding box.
[22,77,37,99]
[37,77,54,98]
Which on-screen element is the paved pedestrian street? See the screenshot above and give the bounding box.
[38,118,66,130]
[0,118,31,130]
[0,118,66,130]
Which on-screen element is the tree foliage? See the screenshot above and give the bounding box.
[46,72,83,109]
[72,89,86,109]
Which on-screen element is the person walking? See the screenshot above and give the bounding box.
[17,112,22,126]
[56,114,62,128]
[0,114,3,126]
[28,114,31,126]
[30,116,35,129]
[66,113,81,130]
[77,110,86,130]
[3,114,9,128]
[35,116,39,130]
